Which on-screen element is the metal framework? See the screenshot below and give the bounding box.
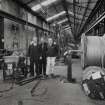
[12,0,99,40]
[67,1,92,11]
[61,0,72,28]
[47,1,89,18]
[62,21,80,27]
[12,0,47,23]
[77,0,91,36]
[0,10,52,33]
[73,0,76,37]
[25,0,35,4]
[78,0,103,37]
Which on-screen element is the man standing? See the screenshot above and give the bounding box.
[39,37,47,78]
[28,37,40,78]
[46,38,58,77]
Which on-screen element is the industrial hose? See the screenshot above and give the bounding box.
[0,79,15,97]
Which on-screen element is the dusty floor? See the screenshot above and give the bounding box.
[0,59,105,105]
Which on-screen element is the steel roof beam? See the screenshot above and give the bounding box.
[62,21,80,27]
[12,0,47,23]
[0,10,52,33]
[77,0,91,35]
[73,0,76,37]
[61,0,73,33]
[25,0,35,4]
[66,1,92,11]
[78,0,103,37]
[51,17,84,25]
[47,1,89,17]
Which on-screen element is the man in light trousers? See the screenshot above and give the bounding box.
[46,38,58,77]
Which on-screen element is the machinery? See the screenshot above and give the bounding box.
[81,34,105,100]
[64,34,105,100]
[2,54,28,81]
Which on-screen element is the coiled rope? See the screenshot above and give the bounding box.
[81,35,105,69]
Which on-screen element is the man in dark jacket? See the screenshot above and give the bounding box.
[46,38,58,77]
[28,37,40,77]
[39,37,47,77]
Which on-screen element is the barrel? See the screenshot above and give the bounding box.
[81,35,104,69]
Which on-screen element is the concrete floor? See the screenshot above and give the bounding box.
[0,59,105,105]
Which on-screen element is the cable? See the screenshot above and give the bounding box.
[31,79,41,96]
[31,79,48,97]
[0,79,15,97]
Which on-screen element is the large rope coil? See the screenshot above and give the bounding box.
[81,35,105,69]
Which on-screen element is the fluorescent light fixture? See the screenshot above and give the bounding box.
[63,26,72,31]
[32,0,57,11]
[68,11,74,15]
[41,0,57,6]
[63,25,70,28]
[62,27,71,32]
[46,11,73,22]
[64,27,71,30]
[46,11,66,21]
[57,18,68,24]
[52,24,56,26]
[32,4,41,11]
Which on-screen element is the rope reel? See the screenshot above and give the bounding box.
[81,34,105,100]
[81,35,105,69]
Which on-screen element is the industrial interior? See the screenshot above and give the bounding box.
[0,0,105,105]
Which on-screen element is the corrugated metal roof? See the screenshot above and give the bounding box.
[18,0,98,37]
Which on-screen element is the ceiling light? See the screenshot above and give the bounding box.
[63,25,70,28]
[64,27,71,30]
[32,4,41,11]
[46,11,74,22]
[57,18,68,24]
[52,23,56,26]
[63,26,72,31]
[46,11,66,21]
[41,0,57,6]
[32,0,57,11]
[68,11,74,15]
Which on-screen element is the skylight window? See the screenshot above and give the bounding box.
[57,18,68,24]
[46,11,66,21]
[32,0,57,11]
[46,11,74,22]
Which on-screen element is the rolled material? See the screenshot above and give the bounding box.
[81,35,104,68]
[82,66,104,81]
[82,66,105,100]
